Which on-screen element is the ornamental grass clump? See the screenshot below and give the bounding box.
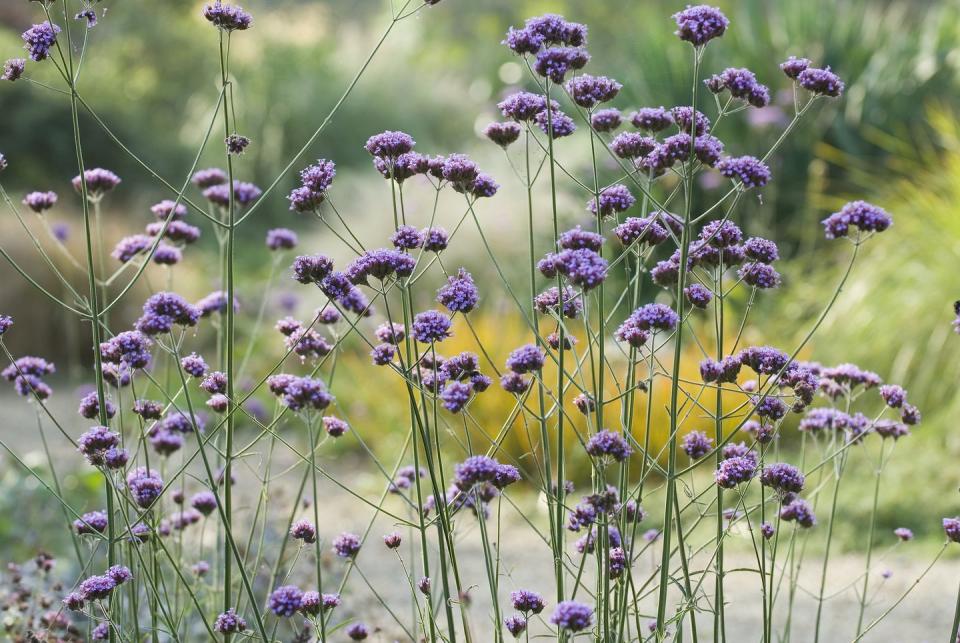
[0,2,957,642]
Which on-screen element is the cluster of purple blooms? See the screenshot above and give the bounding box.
[4,3,956,641]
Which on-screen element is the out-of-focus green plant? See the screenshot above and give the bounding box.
[766,107,960,541]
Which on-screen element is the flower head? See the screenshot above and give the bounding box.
[332,532,362,558]
[585,430,632,462]
[672,5,729,46]
[437,269,479,313]
[550,601,594,632]
[2,59,25,82]
[22,22,61,62]
[821,200,892,239]
[203,2,252,31]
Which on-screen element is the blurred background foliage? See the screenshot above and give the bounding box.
[1,0,960,552]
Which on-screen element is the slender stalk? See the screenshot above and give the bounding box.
[656,46,702,641]
[854,440,887,636]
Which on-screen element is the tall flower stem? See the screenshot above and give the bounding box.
[813,448,849,642]
[217,29,238,617]
[543,77,567,617]
[656,46,702,640]
[854,440,888,636]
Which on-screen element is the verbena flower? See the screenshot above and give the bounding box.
[422,227,449,252]
[2,58,25,82]
[332,532,362,558]
[203,180,262,207]
[588,184,636,217]
[74,510,108,535]
[412,310,452,343]
[631,107,673,131]
[323,415,349,437]
[214,609,247,634]
[780,56,810,79]
[266,228,298,251]
[739,262,782,289]
[550,601,594,632]
[743,237,779,263]
[180,352,208,377]
[553,248,608,289]
[715,455,756,488]
[347,623,369,640]
[192,168,227,188]
[585,430,632,462]
[671,106,711,136]
[365,131,415,158]
[591,108,622,132]
[533,47,590,84]
[23,191,58,213]
[78,391,117,420]
[672,5,729,46]
[437,269,479,313]
[534,286,582,318]
[534,107,577,138]
[943,518,960,543]
[615,217,669,246]
[191,491,218,516]
[781,499,816,528]
[682,430,713,459]
[290,520,317,544]
[893,527,913,542]
[22,22,61,62]
[505,614,527,637]
[136,292,200,335]
[760,463,805,494]
[126,468,164,507]
[511,589,545,614]
[684,283,713,308]
[225,134,250,155]
[72,168,121,197]
[484,122,522,147]
[565,74,622,108]
[797,67,844,97]
[269,585,303,617]
[383,532,402,548]
[498,92,550,121]
[79,574,116,600]
[717,155,771,188]
[203,1,253,31]
[505,344,545,374]
[821,200,892,239]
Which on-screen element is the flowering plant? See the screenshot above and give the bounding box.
[0,2,958,642]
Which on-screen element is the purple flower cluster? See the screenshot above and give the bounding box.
[682,430,713,459]
[550,600,594,632]
[585,430,632,462]
[136,292,200,335]
[347,248,416,284]
[672,5,729,46]
[715,455,756,488]
[23,190,58,213]
[73,168,121,197]
[22,22,61,62]
[437,269,479,313]
[505,344,545,374]
[203,1,253,31]
[705,67,770,107]
[588,184,636,218]
[3,355,56,399]
[717,155,772,188]
[822,201,892,239]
